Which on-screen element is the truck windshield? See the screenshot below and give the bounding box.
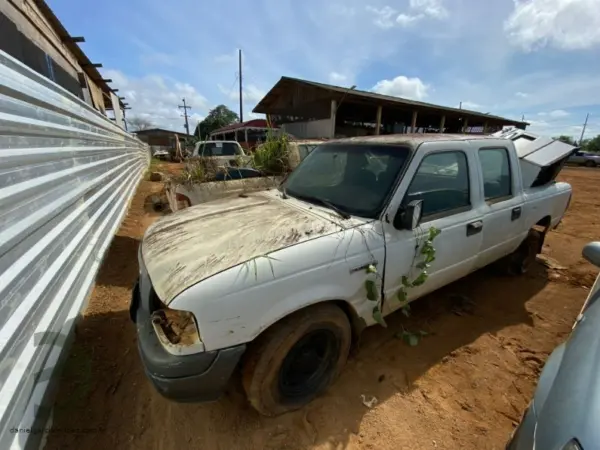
[282,144,410,219]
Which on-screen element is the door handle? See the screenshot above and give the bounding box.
[466,220,483,236]
[511,206,522,221]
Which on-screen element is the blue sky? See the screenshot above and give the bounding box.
[48,0,600,139]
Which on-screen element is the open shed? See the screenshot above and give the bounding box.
[253,77,528,139]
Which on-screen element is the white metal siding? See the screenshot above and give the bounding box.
[0,50,149,449]
[282,119,331,139]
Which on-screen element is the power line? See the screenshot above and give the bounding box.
[178,98,192,135]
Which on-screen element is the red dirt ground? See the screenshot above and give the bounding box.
[45,166,598,450]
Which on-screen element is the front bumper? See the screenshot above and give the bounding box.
[130,277,245,402]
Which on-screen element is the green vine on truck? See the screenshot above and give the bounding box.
[364,226,441,332]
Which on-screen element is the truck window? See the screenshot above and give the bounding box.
[283,144,410,218]
[404,151,470,219]
[479,148,512,201]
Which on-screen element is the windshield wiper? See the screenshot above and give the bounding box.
[288,192,351,219]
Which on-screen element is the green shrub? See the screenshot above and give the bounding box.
[251,131,291,175]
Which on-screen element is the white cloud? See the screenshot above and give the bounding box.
[370,0,448,28]
[549,109,570,118]
[329,72,348,84]
[372,75,430,100]
[516,91,529,98]
[103,69,208,131]
[410,0,448,19]
[366,5,397,29]
[505,0,600,51]
[461,101,482,110]
[396,13,421,26]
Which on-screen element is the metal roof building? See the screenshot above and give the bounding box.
[253,77,528,139]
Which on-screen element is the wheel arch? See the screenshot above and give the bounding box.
[251,299,366,351]
[532,215,552,253]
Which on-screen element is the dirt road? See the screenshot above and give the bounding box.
[45,167,598,450]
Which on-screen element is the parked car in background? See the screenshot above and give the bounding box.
[152,149,170,161]
[132,133,574,417]
[507,241,600,450]
[567,150,600,167]
[192,140,249,167]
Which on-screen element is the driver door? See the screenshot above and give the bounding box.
[382,144,485,315]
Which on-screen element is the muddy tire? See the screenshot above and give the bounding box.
[501,229,542,275]
[242,303,351,416]
[585,160,597,167]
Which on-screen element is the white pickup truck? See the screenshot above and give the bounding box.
[131,132,574,416]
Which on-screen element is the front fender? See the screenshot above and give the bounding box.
[170,223,385,351]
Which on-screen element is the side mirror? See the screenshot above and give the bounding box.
[582,242,600,268]
[393,200,423,230]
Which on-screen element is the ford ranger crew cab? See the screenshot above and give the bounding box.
[131,132,574,416]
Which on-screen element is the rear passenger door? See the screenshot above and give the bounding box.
[474,146,526,269]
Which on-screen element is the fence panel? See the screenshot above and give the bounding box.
[0,50,149,450]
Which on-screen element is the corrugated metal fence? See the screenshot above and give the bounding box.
[0,50,149,449]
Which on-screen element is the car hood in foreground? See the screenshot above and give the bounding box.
[141,191,346,303]
[533,297,600,449]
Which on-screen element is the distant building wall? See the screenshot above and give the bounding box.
[281,119,331,139]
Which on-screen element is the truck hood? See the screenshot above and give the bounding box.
[141,191,345,303]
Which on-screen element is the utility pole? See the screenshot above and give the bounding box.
[579,113,590,145]
[178,98,191,135]
[459,101,462,109]
[238,49,243,122]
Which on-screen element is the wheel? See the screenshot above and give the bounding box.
[502,230,542,275]
[242,303,351,416]
[585,160,596,167]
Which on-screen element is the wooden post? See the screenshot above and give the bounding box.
[330,99,337,138]
[483,121,489,134]
[439,115,446,133]
[375,105,382,135]
[462,118,469,133]
[411,110,418,133]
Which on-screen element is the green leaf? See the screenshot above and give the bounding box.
[406,333,420,346]
[396,289,407,303]
[412,271,428,286]
[429,227,441,240]
[416,261,430,270]
[401,304,411,317]
[365,279,378,301]
[372,306,387,327]
[401,276,412,287]
[366,264,377,274]
[424,253,436,264]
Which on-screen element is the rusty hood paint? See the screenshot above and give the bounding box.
[141,190,343,303]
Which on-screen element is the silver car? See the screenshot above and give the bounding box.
[506,241,600,450]
[568,151,600,167]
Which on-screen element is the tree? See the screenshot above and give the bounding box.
[582,135,600,153]
[194,105,239,138]
[553,135,577,146]
[128,116,154,132]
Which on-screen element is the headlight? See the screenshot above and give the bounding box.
[561,439,583,450]
[151,307,204,355]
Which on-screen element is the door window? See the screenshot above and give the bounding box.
[479,148,512,201]
[404,151,470,219]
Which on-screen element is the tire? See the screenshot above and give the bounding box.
[502,230,542,275]
[242,303,351,416]
[585,160,596,167]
